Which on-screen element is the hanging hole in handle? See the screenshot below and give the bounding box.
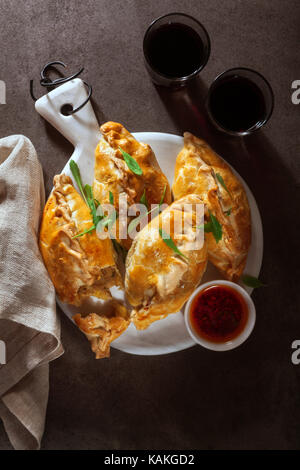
[60,103,73,116]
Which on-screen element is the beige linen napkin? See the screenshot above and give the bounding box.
[0,135,63,450]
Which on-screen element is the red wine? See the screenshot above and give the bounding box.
[144,22,204,78]
[208,75,267,133]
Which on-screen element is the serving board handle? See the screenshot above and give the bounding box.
[34,78,101,165]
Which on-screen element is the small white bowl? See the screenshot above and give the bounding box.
[184,280,256,351]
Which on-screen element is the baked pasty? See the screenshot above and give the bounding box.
[172,132,251,281]
[125,194,208,330]
[39,174,122,306]
[73,300,130,359]
[93,121,172,250]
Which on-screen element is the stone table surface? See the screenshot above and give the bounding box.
[0,0,299,450]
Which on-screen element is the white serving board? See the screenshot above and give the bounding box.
[35,79,263,356]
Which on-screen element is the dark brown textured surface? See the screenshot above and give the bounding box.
[0,0,300,450]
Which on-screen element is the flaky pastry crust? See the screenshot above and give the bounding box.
[125,194,208,330]
[172,133,251,281]
[39,174,122,306]
[93,121,172,250]
[73,300,130,358]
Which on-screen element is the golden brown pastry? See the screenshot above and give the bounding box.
[125,194,208,330]
[93,121,172,250]
[73,300,130,359]
[39,174,122,306]
[172,132,251,281]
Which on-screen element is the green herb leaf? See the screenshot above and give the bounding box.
[72,225,96,239]
[109,191,114,205]
[69,160,88,206]
[224,208,232,216]
[241,275,266,288]
[204,222,212,233]
[94,199,101,208]
[208,210,222,243]
[159,185,167,206]
[84,184,94,207]
[140,189,148,209]
[216,172,231,197]
[119,147,143,175]
[159,228,188,261]
[97,210,117,233]
[195,223,213,233]
[195,216,222,242]
[84,184,101,227]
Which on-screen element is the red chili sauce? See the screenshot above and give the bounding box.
[190,285,248,343]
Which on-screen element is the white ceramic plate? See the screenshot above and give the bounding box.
[35,79,263,356]
[58,131,263,356]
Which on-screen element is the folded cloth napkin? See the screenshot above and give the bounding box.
[0,135,63,450]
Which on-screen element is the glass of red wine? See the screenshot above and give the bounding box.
[207,67,274,136]
[143,12,211,87]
